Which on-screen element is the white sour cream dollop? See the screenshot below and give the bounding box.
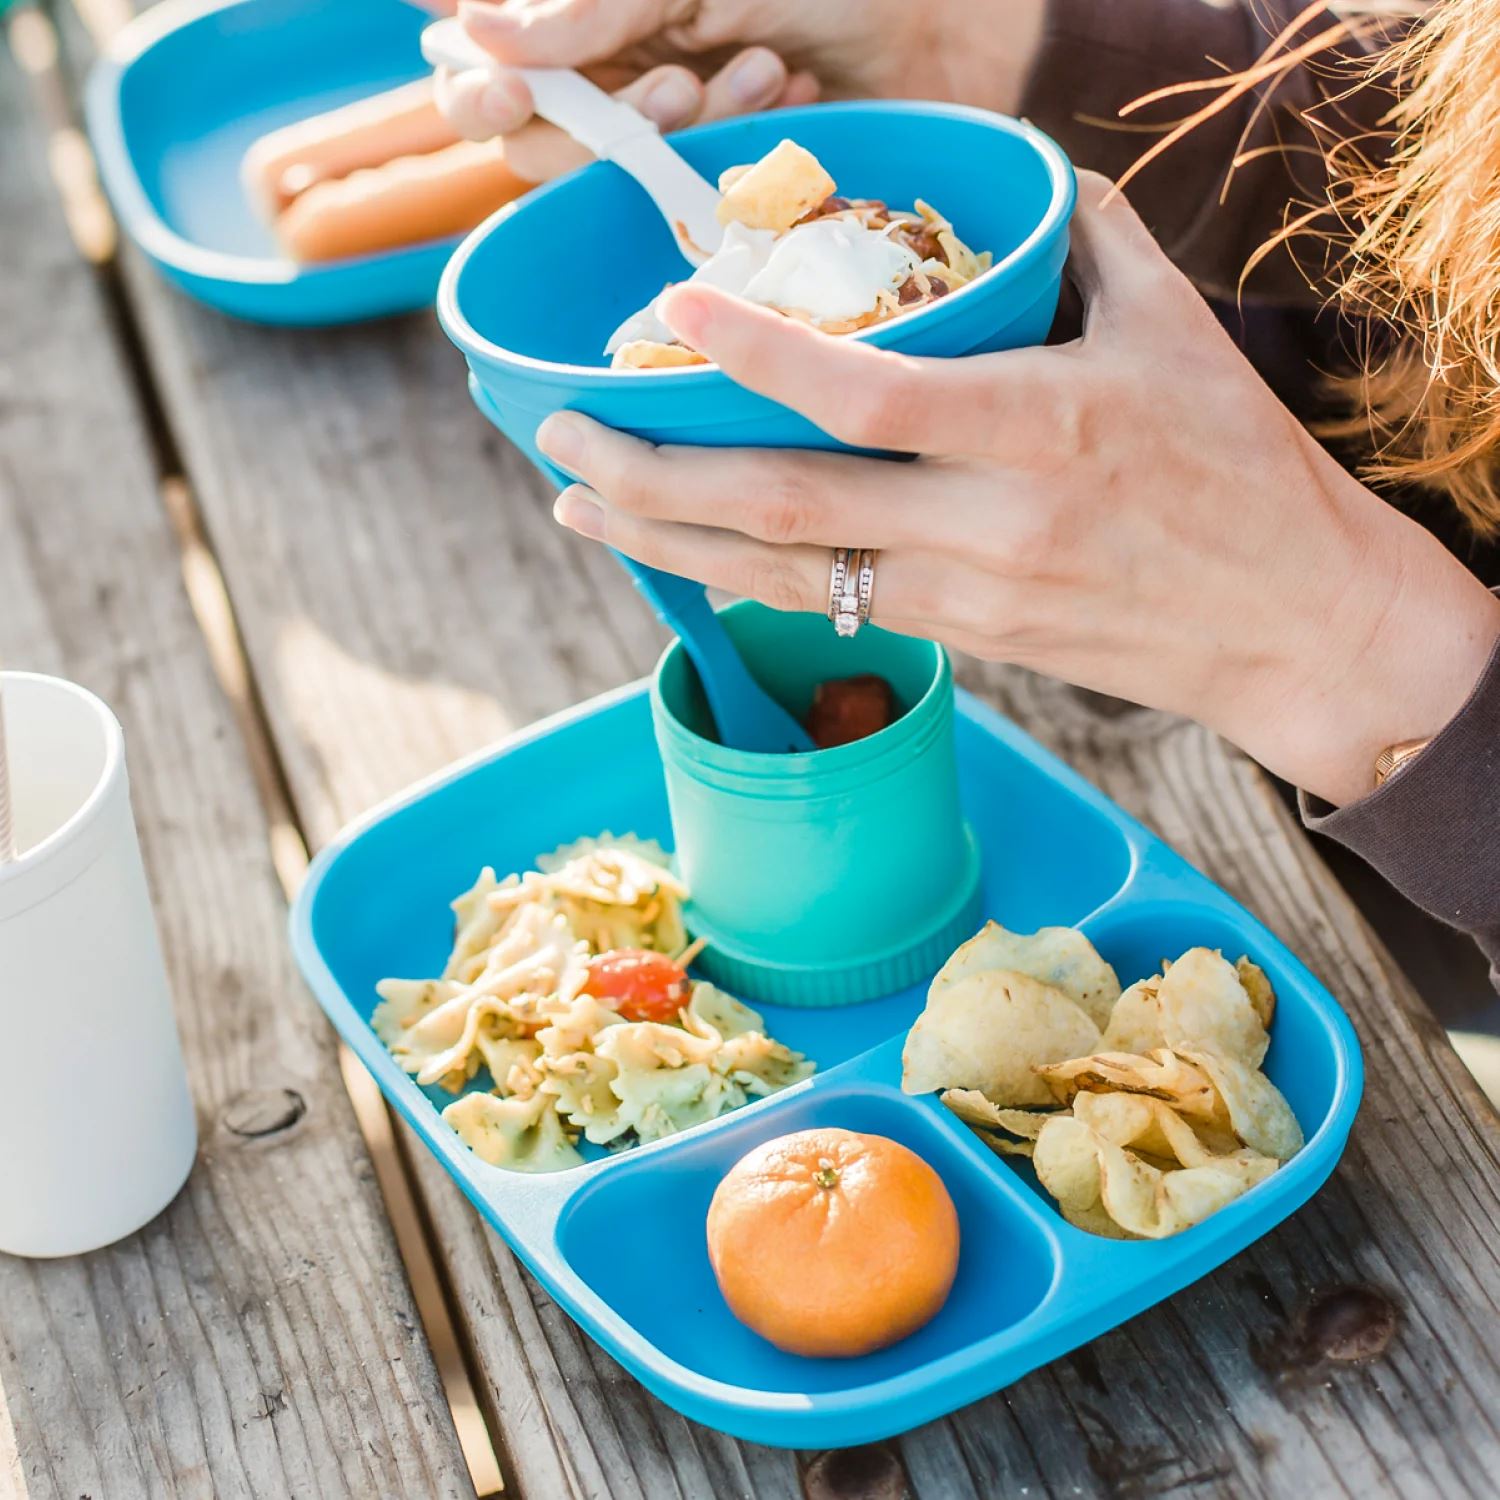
[743,219,917,324]
[605,219,917,355]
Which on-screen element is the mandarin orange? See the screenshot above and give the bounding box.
[705,1127,961,1358]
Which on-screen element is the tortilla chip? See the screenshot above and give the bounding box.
[716,139,835,232]
[611,340,710,370]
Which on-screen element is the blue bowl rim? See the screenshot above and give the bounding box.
[437,100,1077,383]
[83,0,458,289]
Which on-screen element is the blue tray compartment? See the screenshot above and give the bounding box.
[86,0,460,325]
[291,682,1363,1448]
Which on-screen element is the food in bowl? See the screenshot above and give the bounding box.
[805,674,896,749]
[902,922,1303,1239]
[374,835,813,1172]
[609,139,992,369]
[706,1127,960,1356]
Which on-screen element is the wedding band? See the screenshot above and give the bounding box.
[827,546,860,637]
[854,548,877,628]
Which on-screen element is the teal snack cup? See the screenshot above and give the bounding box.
[651,601,983,1007]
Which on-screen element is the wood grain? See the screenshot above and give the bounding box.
[0,29,468,1500]
[50,2,1500,1491]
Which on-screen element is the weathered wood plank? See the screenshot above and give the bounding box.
[70,6,1500,1495]
[0,24,469,1500]
[112,257,1500,1498]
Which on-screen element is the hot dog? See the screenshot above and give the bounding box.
[243,79,462,218]
[273,138,532,262]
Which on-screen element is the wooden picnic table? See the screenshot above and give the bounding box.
[6,5,1500,1496]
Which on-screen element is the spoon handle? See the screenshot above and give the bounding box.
[420,18,722,263]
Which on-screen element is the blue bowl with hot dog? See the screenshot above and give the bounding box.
[438,101,1075,471]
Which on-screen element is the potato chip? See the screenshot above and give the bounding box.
[1236,956,1277,1028]
[940,1089,1056,1138]
[1176,1047,1304,1160]
[1095,1139,1273,1238]
[1099,975,1165,1053]
[1073,1091,1190,1161]
[1065,1201,1138,1239]
[1073,1090,1263,1168]
[1033,1048,1228,1131]
[1033,1115,1104,1217]
[931,921,1122,1028]
[1154,947,1269,1068]
[975,1130,1035,1159]
[902,969,1101,1106]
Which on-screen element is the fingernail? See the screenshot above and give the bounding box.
[537,413,582,466]
[639,72,700,130]
[727,49,784,106]
[660,288,711,345]
[554,488,604,540]
[479,74,529,131]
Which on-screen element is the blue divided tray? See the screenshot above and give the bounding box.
[85,0,455,325]
[290,678,1363,1448]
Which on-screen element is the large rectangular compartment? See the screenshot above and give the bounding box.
[290,681,1362,1448]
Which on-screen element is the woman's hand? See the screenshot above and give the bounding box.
[435,0,1042,182]
[538,173,1500,806]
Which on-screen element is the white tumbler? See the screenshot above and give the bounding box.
[0,672,197,1257]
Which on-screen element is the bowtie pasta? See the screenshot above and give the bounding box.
[374,836,814,1172]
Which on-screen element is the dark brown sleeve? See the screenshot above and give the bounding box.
[1300,634,1500,990]
[1019,0,1400,301]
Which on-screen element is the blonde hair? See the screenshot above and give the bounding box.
[1116,0,1500,534]
[1330,0,1500,533]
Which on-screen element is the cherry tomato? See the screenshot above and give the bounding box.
[582,949,690,1022]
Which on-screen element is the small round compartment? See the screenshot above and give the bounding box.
[554,1084,1059,1394]
[652,601,982,1006]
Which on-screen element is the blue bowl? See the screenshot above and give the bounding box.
[438,102,1075,468]
[86,0,461,326]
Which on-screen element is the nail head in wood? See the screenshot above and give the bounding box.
[802,1443,907,1500]
[1299,1286,1398,1363]
[222,1087,307,1139]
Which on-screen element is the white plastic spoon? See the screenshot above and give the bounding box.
[421,17,723,265]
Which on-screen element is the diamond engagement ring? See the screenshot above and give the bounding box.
[827,547,877,637]
[827,547,857,636]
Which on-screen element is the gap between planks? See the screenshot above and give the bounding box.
[16,3,508,1492]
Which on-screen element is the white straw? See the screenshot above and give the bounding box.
[0,678,15,864]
